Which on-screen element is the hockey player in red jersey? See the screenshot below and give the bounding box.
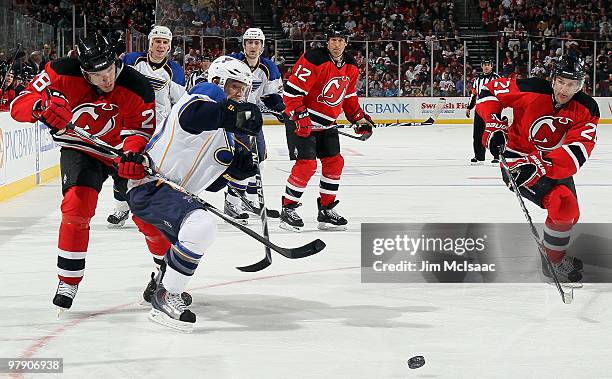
[280,26,374,232]
[10,34,175,312]
[476,55,599,284]
[0,69,24,111]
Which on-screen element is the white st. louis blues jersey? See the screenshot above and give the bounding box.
[228,53,283,105]
[123,52,186,125]
[129,83,234,195]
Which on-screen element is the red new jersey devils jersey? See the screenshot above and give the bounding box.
[10,58,156,165]
[283,47,363,128]
[476,77,599,179]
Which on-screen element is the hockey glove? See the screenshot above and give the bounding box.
[348,108,374,134]
[292,107,313,138]
[114,151,149,180]
[221,100,263,136]
[506,152,551,187]
[223,145,257,182]
[262,94,286,122]
[482,114,509,156]
[33,90,72,135]
[113,135,150,180]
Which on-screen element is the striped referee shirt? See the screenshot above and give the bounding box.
[467,72,500,109]
[186,69,208,91]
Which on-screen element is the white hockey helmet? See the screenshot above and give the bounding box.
[242,28,265,55]
[208,56,253,91]
[148,26,172,50]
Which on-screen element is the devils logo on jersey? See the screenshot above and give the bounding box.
[317,76,350,107]
[529,116,572,151]
[71,103,119,137]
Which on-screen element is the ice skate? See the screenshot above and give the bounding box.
[142,271,192,306]
[53,280,78,317]
[149,281,196,333]
[224,189,249,225]
[470,157,485,165]
[541,254,583,288]
[279,202,304,232]
[107,209,129,228]
[317,198,348,231]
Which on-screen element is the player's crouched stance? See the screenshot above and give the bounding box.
[476,56,599,286]
[125,56,261,331]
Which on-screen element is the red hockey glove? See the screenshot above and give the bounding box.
[482,114,509,156]
[506,152,551,187]
[293,107,313,138]
[349,109,375,134]
[114,152,149,179]
[35,90,72,135]
[114,136,150,180]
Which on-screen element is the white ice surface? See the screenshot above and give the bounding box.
[1,124,612,378]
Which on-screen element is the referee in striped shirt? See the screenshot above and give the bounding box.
[466,58,500,164]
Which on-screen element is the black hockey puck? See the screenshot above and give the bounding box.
[407,355,425,369]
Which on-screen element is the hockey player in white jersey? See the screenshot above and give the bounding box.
[106,25,186,228]
[223,28,285,222]
[126,56,263,331]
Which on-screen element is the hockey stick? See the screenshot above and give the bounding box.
[330,97,447,130]
[64,122,326,260]
[338,129,372,141]
[233,190,280,218]
[236,136,273,272]
[499,154,573,304]
[259,105,371,141]
[0,43,23,92]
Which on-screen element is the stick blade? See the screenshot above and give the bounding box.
[236,256,272,272]
[359,132,373,141]
[282,239,326,259]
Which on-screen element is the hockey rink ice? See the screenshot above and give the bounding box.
[2,123,612,378]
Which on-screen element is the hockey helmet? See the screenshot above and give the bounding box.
[242,28,265,44]
[325,25,349,42]
[481,57,493,66]
[77,34,117,72]
[553,55,585,81]
[551,55,585,91]
[148,25,172,52]
[107,30,126,56]
[149,25,173,42]
[208,56,253,92]
[242,28,265,57]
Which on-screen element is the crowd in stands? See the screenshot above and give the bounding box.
[1,0,610,97]
[12,0,156,35]
[478,0,611,95]
[156,0,252,37]
[268,0,468,97]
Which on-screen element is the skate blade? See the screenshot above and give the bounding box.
[545,279,583,289]
[138,298,151,306]
[317,222,348,231]
[560,281,583,289]
[106,222,126,229]
[56,306,69,319]
[470,161,484,166]
[279,222,302,232]
[149,309,194,333]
